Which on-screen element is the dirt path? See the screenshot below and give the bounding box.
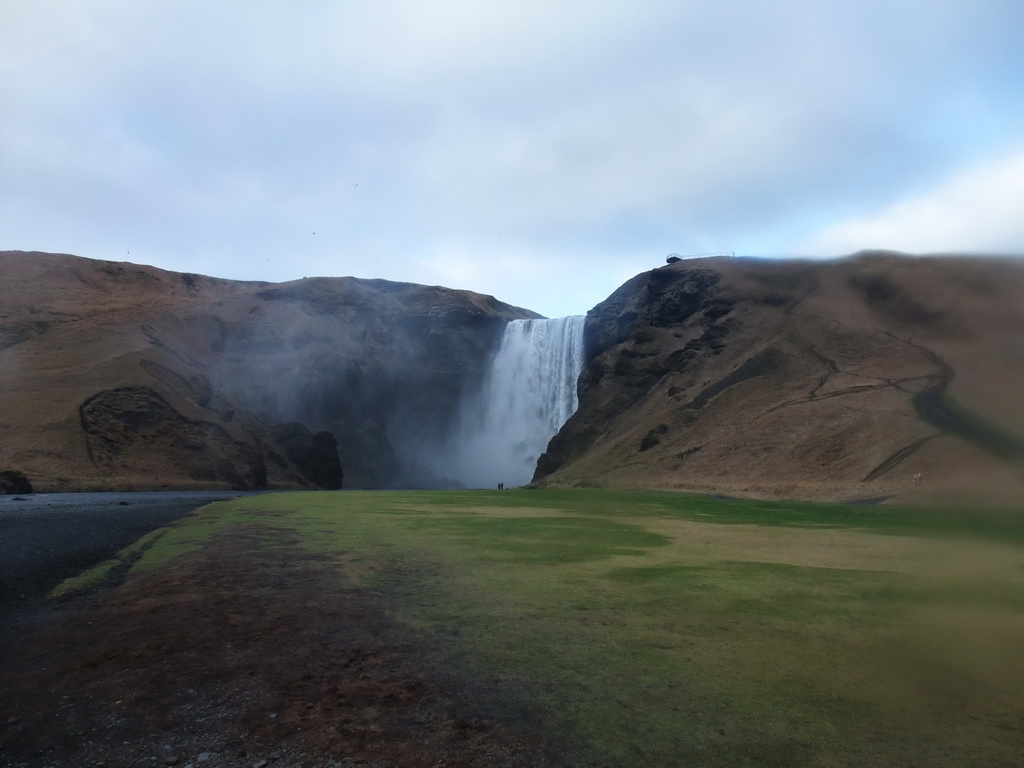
[0,527,552,768]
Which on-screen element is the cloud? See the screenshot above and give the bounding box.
[795,148,1024,257]
[2,1,1024,315]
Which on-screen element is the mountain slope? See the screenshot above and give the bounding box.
[0,251,535,490]
[535,253,1024,504]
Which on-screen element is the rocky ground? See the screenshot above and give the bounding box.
[0,492,244,626]
[0,510,552,768]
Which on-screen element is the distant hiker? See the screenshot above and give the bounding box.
[497,482,504,490]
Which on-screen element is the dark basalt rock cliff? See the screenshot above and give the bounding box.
[536,263,738,480]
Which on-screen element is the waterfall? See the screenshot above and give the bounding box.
[444,315,585,488]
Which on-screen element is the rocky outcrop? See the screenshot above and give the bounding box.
[79,386,270,490]
[270,422,344,490]
[536,263,740,481]
[0,470,32,494]
[535,253,1024,504]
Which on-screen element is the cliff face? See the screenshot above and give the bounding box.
[208,275,539,487]
[535,253,1024,504]
[0,251,535,491]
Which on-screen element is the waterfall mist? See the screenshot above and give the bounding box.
[434,316,585,488]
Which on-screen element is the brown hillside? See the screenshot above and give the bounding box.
[0,251,534,491]
[535,253,1024,505]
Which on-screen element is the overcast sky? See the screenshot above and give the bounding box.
[3,1,1023,317]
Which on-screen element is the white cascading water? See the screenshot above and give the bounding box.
[445,315,585,488]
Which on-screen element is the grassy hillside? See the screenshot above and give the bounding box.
[538,253,1024,505]
[5,250,1023,500]
[0,251,532,490]
[58,489,1024,767]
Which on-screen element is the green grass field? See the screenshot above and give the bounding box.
[62,489,1024,766]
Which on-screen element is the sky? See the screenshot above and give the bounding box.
[3,1,1023,318]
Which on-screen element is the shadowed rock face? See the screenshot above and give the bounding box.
[208,276,540,488]
[79,386,269,490]
[0,470,32,494]
[535,253,1024,504]
[0,251,536,491]
[269,422,344,490]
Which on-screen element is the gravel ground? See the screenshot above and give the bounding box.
[0,491,248,627]
[0,520,551,768]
